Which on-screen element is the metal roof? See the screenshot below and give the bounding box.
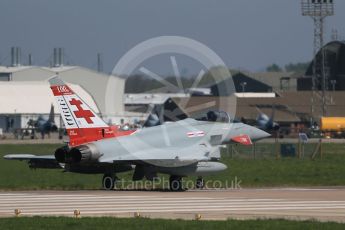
[124,93,190,105]
[0,65,117,78]
[231,70,297,91]
[0,66,37,73]
[234,93,276,98]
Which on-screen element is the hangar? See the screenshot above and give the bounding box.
[210,70,298,95]
[201,67,297,96]
[297,40,345,91]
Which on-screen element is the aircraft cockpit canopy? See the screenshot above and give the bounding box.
[195,110,231,123]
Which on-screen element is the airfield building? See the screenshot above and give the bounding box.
[297,40,345,91]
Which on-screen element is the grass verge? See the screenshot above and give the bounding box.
[0,217,344,230]
[0,143,344,190]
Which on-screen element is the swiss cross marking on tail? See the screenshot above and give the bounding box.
[69,98,95,124]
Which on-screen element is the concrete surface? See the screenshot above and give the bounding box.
[1,188,345,222]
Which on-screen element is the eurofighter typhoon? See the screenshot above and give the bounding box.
[4,76,270,191]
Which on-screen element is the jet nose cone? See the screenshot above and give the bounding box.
[248,126,270,141]
[254,128,271,140]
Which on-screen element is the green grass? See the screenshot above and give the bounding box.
[205,143,345,187]
[0,217,344,230]
[0,143,344,190]
[0,144,102,190]
[206,155,345,187]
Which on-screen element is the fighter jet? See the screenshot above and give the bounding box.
[4,76,270,191]
[256,107,280,132]
[143,98,188,127]
[27,104,58,139]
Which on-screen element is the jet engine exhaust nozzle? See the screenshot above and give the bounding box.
[54,146,68,163]
[68,144,101,163]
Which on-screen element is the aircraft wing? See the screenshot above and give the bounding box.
[4,154,55,160]
[4,154,62,169]
[98,144,212,167]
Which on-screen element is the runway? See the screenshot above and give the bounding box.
[0,188,345,222]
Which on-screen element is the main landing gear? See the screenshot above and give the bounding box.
[102,174,117,190]
[169,175,183,191]
[196,177,204,189]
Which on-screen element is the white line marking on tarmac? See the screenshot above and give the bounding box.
[4,205,345,216]
[1,203,345,212]
[1,191,345,220]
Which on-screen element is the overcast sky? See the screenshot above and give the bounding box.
[0,0,344,75]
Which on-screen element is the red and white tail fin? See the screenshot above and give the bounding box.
[49,76,129,146]
[49,76,108,129]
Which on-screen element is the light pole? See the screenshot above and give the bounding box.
[240,82,247,92]
[330,79,336,104]
[240,82,247,96]
[301,0,335,119]
[330,79,336,92]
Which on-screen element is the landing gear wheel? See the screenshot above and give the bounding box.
[196,177,204,189]
[102,174,116,190]
[169,176,183,191]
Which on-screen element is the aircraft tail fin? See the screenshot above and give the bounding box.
[49,76,117,146]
